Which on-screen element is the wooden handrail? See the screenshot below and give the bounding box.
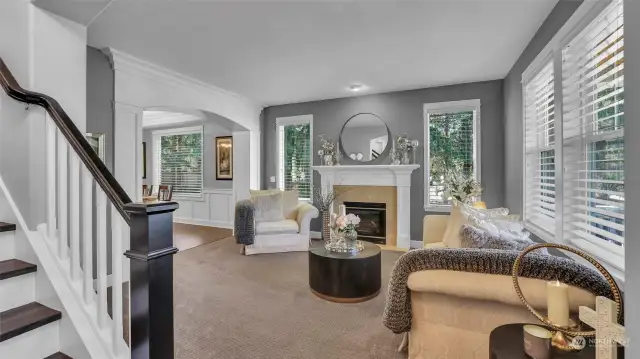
[0,57,132,224]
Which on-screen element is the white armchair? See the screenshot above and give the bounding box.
[235,192,319,255]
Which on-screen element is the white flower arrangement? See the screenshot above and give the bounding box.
[333,213,361,234]
[444,171,483,204]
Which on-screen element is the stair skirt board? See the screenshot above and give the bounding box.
[0,321,60,359]
[0,272,35,312]
[0,231,15,262]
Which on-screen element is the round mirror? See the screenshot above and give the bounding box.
[340,113,390,162]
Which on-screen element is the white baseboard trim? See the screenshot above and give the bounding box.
[410,240,423,249]
[174,217,233,229]
[310,231,322,239]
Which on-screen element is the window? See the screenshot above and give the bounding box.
[523,61,556,234]
[522,0,624,271]
[561,0,624,265]
[423,100,480,210]
[276,115,313,200]
[153,126,203,197]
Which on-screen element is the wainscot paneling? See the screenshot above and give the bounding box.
[173,188,234,229]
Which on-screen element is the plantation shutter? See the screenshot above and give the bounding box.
[427,110,476,206]
[278,122,312,199]
[154,129,203,197]
[523,61,556,233]
[561,0,624,262]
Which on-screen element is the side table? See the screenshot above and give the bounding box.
[490,323,624,359]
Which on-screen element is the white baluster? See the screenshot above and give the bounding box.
[46,120,56,240]
[70,154,80,280]
[57,130,68,260]
[96,190,108,329]
[82,168,94,304]
[111,209,124,353]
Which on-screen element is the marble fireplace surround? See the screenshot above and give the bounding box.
[312,165,420,249]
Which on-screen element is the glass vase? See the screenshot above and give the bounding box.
[401,150,411,164]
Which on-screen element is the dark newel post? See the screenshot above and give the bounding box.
[124,201,179,359]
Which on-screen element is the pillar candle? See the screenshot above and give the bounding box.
[339,204,346,217]
[330,213,337,226]
[546,280,570,327]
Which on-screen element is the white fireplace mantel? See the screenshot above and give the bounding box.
[312,164,420,249]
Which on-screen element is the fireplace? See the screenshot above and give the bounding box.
[344,201,386,244]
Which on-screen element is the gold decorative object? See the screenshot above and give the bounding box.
[511,243,623,351]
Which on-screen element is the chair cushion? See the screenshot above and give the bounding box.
[252,192,284,222]
[255,219,300,235]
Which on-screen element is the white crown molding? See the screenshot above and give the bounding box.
[102,48,263,115]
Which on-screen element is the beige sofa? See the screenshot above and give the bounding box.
[403,214,598,359]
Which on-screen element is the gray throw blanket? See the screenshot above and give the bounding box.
[382,248,615,334]
[234,199,255,245]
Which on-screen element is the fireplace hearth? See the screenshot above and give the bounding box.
[344,201,386,244]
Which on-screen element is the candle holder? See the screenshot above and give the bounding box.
[511,243,623,351]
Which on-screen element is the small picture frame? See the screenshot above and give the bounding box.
[216,136,233,180]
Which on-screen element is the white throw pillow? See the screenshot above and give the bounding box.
[252,192,284,222]
[281,190,299,220]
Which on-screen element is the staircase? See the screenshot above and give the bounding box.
[0,55,179,359]
[0,222,71,358]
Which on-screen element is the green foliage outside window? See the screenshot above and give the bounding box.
[283,124,311,199]
[159,133,202,195]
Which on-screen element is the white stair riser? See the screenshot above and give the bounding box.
[0,273,35,312]
[0,321,59,359]
[0,232,15,261]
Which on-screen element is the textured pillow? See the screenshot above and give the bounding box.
[281,190,299,219]
[252,192,284,222]
[442,201,508,248]
[250,189,280,198]
[459,225,548,254]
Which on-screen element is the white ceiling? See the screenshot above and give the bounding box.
[38,0,559,107]
[142,110,204,128]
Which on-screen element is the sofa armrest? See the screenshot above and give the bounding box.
[234,199,255,245]
[296,202,319,235]
[423,215,449,244]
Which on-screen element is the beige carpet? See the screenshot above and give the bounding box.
[174,238,405,359]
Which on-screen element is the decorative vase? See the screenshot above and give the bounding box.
[321,211,331,241]
[324,229,363,253]
[324,154,334,166]
[344,230,358,246]
[401,150,411,164]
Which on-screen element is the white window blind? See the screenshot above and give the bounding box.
[153,127,203,197]
[562,0,624,261]
[277,117,312,199]
[523,61,556,233]
[424,100,480,210]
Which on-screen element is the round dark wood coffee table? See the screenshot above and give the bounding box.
[490,323,625,359]
[308,241,381,303]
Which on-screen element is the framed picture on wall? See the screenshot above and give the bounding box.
[216,136,233,180]
[142,142,147,179]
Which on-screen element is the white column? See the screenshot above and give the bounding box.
[232,130,251,201]
[396,184,411,250]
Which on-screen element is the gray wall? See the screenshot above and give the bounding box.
[624,0,639,355]
[143,120,233,190]
[502,0,582,214]
[262,80,504,240]
[86,46,114,172]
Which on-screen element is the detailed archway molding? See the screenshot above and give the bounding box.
[103,47,262,204]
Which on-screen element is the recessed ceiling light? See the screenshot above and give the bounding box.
[349,84,364,92]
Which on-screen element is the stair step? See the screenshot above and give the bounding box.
[0,302,61,342]
[0,259,36,280]
[44,352,73,359]
[0,222,16,232]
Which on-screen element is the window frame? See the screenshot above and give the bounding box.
[423,99,481,212]
[275,115,314,201]
[521,0,624,280]
[152,125,204,199]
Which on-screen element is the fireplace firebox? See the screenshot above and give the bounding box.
[344,201,386,244]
